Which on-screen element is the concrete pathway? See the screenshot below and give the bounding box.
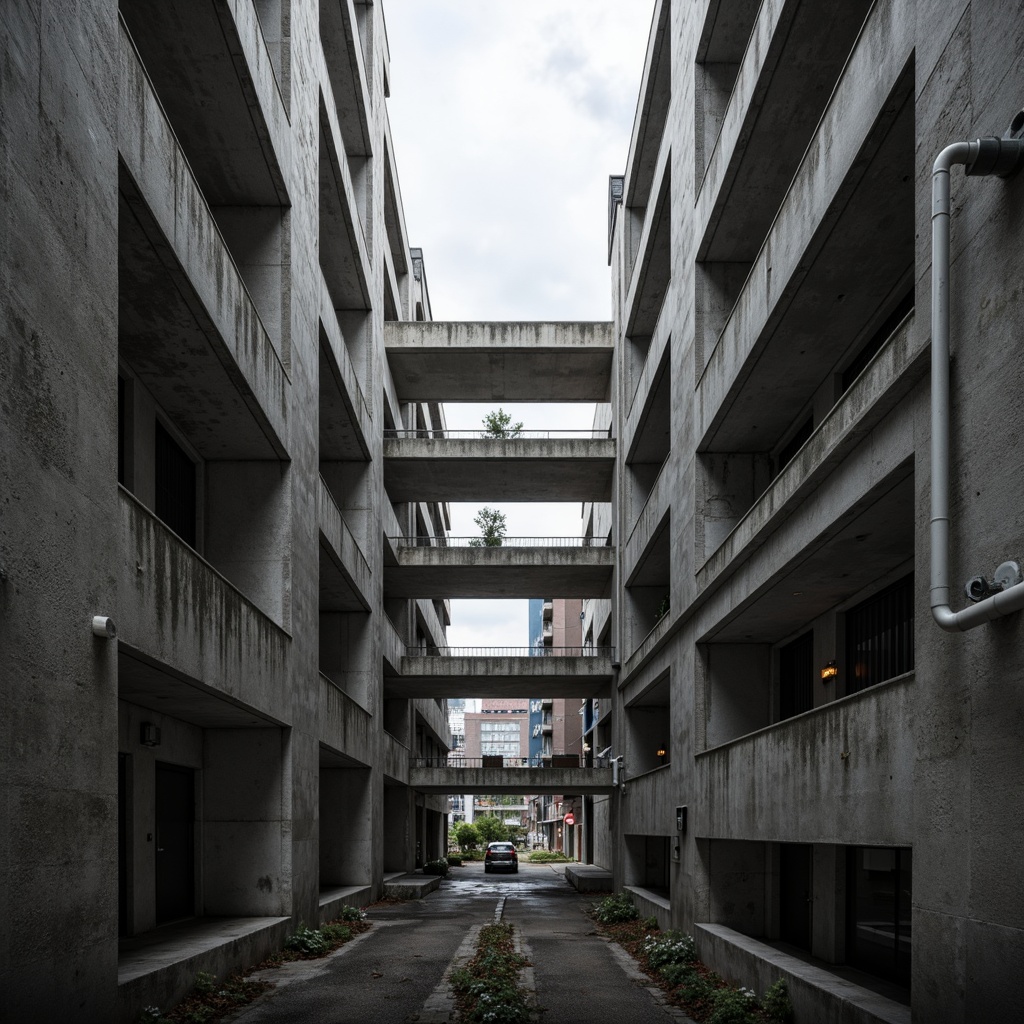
[226,862,690,1024]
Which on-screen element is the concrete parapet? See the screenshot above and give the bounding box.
[410,765,615,795]
[695,924,911,1024]
[386,543,615,598]
[565,864,614,893]
[384,321,614,401]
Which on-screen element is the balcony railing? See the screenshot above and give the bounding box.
[413,755,606,769]
[384,428,612,440]
[406,646,615,658]
[391,535,611,548]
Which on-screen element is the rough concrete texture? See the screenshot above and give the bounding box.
[602,0,1024,1017]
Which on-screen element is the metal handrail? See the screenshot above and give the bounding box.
[384,428,612,440]
[406,646,616,658]
[391,535,612,548]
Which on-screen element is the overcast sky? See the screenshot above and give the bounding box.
[384,1,653,647]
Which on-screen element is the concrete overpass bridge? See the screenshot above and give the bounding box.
[409,756,616,796]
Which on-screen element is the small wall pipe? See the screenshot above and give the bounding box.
[930,140,1024,631]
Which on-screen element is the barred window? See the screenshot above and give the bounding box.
[845,574,914,695]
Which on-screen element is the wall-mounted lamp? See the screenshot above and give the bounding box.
[821,660,838,682]
[656,747,667,758]
[140,722,161,747]
[92,615,117,639]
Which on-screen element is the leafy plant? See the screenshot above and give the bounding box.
[474,815,510,844]
[482,408,524,439]
[707,985,758,1024]
[193,971,217,995]
[337,904,365,922]
[642,930,697,970]
[447,854,464,866]
[450,923,531,1024]
[758,979,793,1022]
[526,850,572,863]
[452,820,481,851]
[592,891,638,924]
[284,925,328,956]
[654,594,670,623]
[423,858,449,876]
[468,507,507,547]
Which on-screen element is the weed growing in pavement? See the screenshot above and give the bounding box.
[591,891,639,924]
[136,970,273,1024]
[590,912,792,1024]
[450,923,532,1024]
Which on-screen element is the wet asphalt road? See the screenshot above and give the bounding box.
[226,862,681,1024]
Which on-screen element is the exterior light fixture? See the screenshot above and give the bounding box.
[656,747,667,758]
[821,660,838,682]
[92,615,117,639]
[140,722,161,747]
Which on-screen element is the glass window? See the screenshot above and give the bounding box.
[847,846,912,986]
[845,574,914,694]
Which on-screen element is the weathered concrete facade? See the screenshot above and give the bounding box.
[594,1,1024,1020]
[1,1,449,1019]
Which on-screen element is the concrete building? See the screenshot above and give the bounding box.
[2,1,451,1019]
[585,0,1024,1020]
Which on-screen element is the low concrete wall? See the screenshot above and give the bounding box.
[625,886,671,931]
[565,864,613,893]
[695,924,910,1024]
[118,917,290,1024]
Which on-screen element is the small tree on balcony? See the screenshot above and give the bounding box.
[481,408,523,438]
[468,507,507,547]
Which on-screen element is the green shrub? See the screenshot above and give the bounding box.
[337,904,365,922]
[284,925,328,956]
[707,985,758,1024]
[642,930,696,970]
[759,979,793,1023]
[447,855,463,867]
[423,858,449,876]
[320,923,352,943]
[592,891,638,924]
[660,962,701,988]
[526,851,571,863]
[192,970,217,995]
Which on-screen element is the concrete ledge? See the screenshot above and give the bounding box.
[625,886,671,931]
[319,885,372,923]
[695,923,910,1024]
[384,873,443,900]
[118,915,290,1024]
[565,864,614,893]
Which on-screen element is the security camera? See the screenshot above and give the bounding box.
[965,576,994,602]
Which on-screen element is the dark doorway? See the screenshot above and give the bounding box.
[118,753,129,936]
[779,843,812,951]
[155,762,195,924]
[779,631,814,720]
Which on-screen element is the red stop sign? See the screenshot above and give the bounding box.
[563,812,576,826]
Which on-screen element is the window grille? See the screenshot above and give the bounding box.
[845,574,914,694]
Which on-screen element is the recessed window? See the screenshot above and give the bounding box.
[779,631,814,719]
[847,846,912,986]
[155,421,197,547]
[845,574,914,694]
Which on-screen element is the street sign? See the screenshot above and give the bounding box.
[563,812,576,826]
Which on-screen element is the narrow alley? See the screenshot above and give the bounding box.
[228,864,684,1024]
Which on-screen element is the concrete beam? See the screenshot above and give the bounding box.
[386,655,614,700]
[384,321,614,401]
[409,765,615,795]
[385,545,615,598]
[384,438,616,502]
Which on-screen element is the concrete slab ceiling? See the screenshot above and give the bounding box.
[384,321,614,401]
[117,189,286,460]
[386,656,614,700]
[384,545,614,599]
[383,438,616,502]
[118,648,283,728]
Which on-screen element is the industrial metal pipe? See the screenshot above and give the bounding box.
[930,138,1024,631]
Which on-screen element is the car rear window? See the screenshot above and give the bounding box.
[491,843,514,851]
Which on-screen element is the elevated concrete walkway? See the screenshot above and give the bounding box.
[386,654,615,700]
[383,872,443,899]
[384,321,613,401]
[383,436,615,502]
[384,543,614,598]
[409,764,614,795]
[565,864,614,893]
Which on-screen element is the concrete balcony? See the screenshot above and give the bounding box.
[383,433,616,502]
[696,673,914,845]
[117,489,289,725]
[386,649,616,700]
[409,757,614,794]
[319,477,372,611]
[118,24,288,460]
[384,321,614,401]
[384,537,614,598]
